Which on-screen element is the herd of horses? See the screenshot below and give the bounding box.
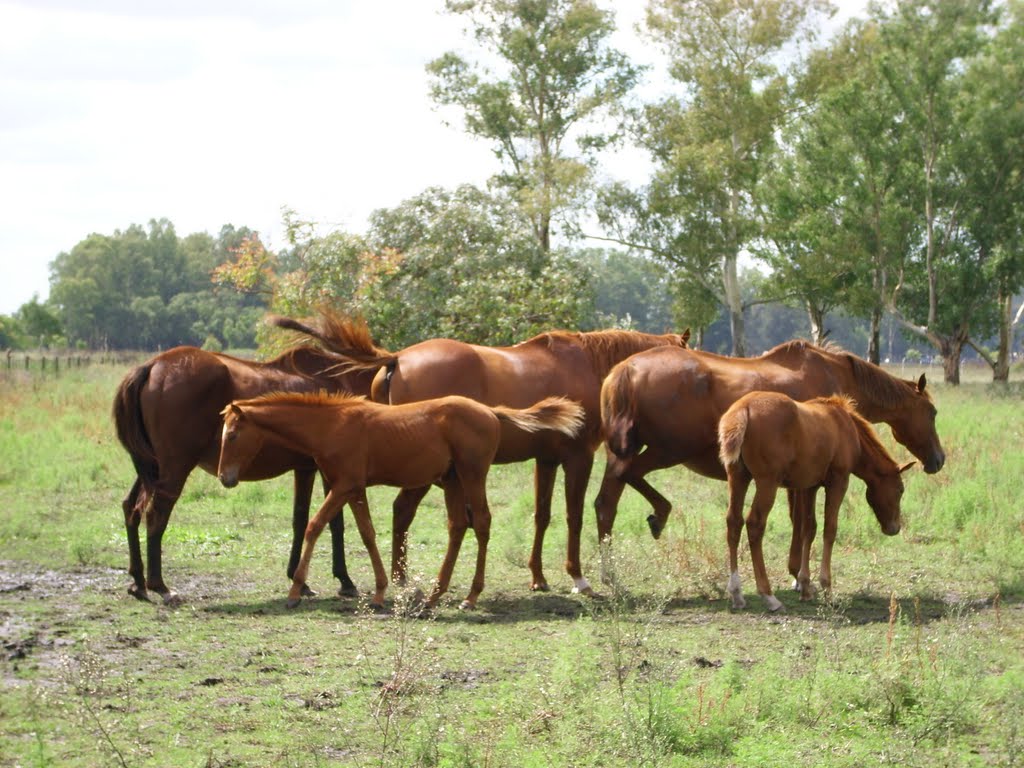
[112,311,945,612]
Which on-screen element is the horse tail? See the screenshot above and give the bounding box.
[266,311,396,371]
[491,397,585,438]
[600,362,641,459]
[112,361,159,489]
[717,405,748,468]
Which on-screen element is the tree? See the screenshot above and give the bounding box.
[361,184,592,346]
[16,295,63,347]
[954,0,1024,381]
[602,0,833,356]
[428,0,640,253]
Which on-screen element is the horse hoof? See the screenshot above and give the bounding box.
[127,585,151,602]
[285,597,302,609]
[572,584,595,597]
[646,515,664,540]
[337,584,359,598]
[300,584,318,598]
[459,600,476,611]
[730,598,746,610]
[765,596,785,613]
[160,592,183,607]
[530,582,550,593]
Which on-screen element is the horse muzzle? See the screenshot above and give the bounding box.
[883,521,902,536]
[219,470,239,489]
[923,450,945,474]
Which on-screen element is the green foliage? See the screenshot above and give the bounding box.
[47,220,267,350]
[429,0,641,251]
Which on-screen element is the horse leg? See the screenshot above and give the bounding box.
[746,482,783,612]
[818,478,848,597]
[788,488,817,590]
[289,469,324,598]
[627,476,673,540]
[563,451,595,596]
[349,491,388,609]
[458,478,492,610]
[288,488,354,608]
[144,485,182,603]
[122,478,148,600]
[725,468,751,610]
[594,459,628,586]
[391,485,431,585]
[797,495,819,601]
[427,482,470,608]
[527,461,558,592]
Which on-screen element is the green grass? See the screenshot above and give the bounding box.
[0,362,1022,767]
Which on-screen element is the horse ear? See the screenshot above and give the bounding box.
[917,373,927,393]
[681,328,691,347]
[221,403,244,419]
[899,460,916,474]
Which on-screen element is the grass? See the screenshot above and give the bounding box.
[0,361,1022,766]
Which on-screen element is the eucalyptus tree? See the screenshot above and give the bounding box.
[427,0,640,254]
[876,0,1000,383]
[602,0,833,356]
[953,0,1024,381]
[758,18,918,360]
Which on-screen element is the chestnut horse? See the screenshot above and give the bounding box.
[112,345,376,602]
[217,392,585,609]
[269,313,689,596]
[597,342,944,585]
[718,392,914,611]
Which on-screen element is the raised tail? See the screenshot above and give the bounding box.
[717,405,749,468]
[112,361,159,488]
[266,311,397,372]
[600,362,641,458]
[491,396,585,438]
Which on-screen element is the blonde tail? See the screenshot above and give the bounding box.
[492,397,585,438]
[718,406,748,468]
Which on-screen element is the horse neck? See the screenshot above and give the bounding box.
[262,349,336,388]
[849,414,898,486]
[577,331,680,379]
[828,352,914,424]
[245,401,345,458]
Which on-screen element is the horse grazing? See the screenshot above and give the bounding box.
[597,342,944,585]
[269,312,689,596]
[112,345,376,602]
[217,392,585,609]
[718,392,913,611]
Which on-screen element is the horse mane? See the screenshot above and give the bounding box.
[815,395,899,470]
[764,340,929,410]
[232,390,368,410]
[539,329,685,378]
[843,352,930,408]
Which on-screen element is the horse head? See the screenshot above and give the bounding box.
[865,460,915,536]
[217,403,264,488]
[888,374,945,474]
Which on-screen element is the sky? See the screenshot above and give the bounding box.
[0,0,865,316]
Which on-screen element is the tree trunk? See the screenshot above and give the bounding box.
[994,291,1011,383]
[806,302,826,346]
[939,332,967,386]
[867,306,882,365]
[722,253,745,356]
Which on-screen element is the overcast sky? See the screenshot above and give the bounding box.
[0,1,863,316]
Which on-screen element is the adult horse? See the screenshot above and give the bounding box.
[217,392,584,609]
[597,341,945,585]
[112,344,376,602]
[269,313,689,595]
[718,392,913,611]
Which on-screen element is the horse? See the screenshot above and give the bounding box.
[718,392,914,611]
[112,344,376,603]
[268,312,689,595]
[216,392,585,609]
[596,341,945,586]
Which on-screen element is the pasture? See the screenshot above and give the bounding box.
[1,361,1022,767]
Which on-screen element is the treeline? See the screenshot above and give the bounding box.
[3,0,1023,384]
